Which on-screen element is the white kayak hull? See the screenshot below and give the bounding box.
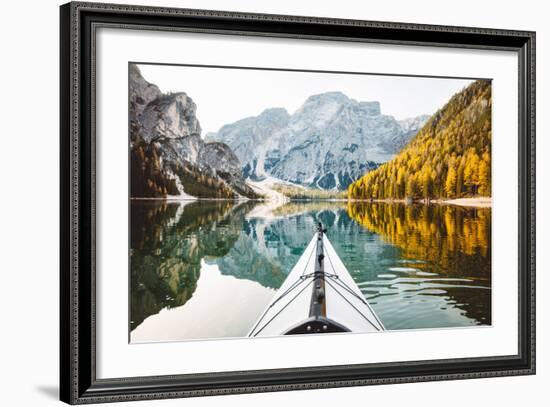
[248,231,384,337]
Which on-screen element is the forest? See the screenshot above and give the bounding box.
[130,132,237,199]
[348,80,492,201]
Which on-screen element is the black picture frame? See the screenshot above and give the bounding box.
[60,1,536,404]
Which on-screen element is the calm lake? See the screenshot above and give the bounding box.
[130,200,491,342]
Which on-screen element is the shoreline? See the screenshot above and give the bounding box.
[433,197,492,208]
[348,197,492,208]
[130,196,249,202]
[130,196,492,208]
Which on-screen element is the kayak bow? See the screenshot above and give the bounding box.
[248,223,384,337]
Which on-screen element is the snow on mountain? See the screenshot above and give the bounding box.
[208,92,429,190]
[205,108,290,179]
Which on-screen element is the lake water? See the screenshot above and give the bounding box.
[130,200,491,342]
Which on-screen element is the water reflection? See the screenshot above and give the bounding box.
[130,200,243,330]
[347,202,491,327]
[130,199,491,340]
[347,202,491,272]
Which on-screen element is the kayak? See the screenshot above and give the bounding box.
[248,224,384,337]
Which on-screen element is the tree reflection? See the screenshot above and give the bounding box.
[130,200,245,330]
[347,202,491,276]
[131,200,492,334]
[347,202,491,324]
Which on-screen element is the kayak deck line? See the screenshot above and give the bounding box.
[308,226,327,323]
[248,223,385,338]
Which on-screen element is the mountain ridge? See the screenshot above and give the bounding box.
[208,92,429,190]
[129,64,257,199]
[348,80,491,200]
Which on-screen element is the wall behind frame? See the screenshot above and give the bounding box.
[0,0,545,406]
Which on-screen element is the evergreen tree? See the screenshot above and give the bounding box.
[347,79,491,200]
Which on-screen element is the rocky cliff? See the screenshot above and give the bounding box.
[129,64,257,199]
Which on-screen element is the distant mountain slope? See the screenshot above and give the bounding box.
[207,92,428,190]
[348,80,491,200]
[205,107,291,180]
[129,64,257,199]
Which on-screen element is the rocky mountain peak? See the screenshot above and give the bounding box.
[209,91,429,190]
[303,91,350,105]
[129,64,162,121]
[259,107,291,121]
[359,101,381,116]
[139,92,202,143]
[129,64,257,199]
[293,92,350,129]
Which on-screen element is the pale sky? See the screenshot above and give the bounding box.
[136,63,475,135]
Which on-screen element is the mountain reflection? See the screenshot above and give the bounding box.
[130,199,492,335]
[130,200,243,330]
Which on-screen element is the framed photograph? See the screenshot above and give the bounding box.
[60,1,535,404]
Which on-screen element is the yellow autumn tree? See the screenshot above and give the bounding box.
[477,154,491,196]
[445,165,457,198]
[348,79,491,201]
